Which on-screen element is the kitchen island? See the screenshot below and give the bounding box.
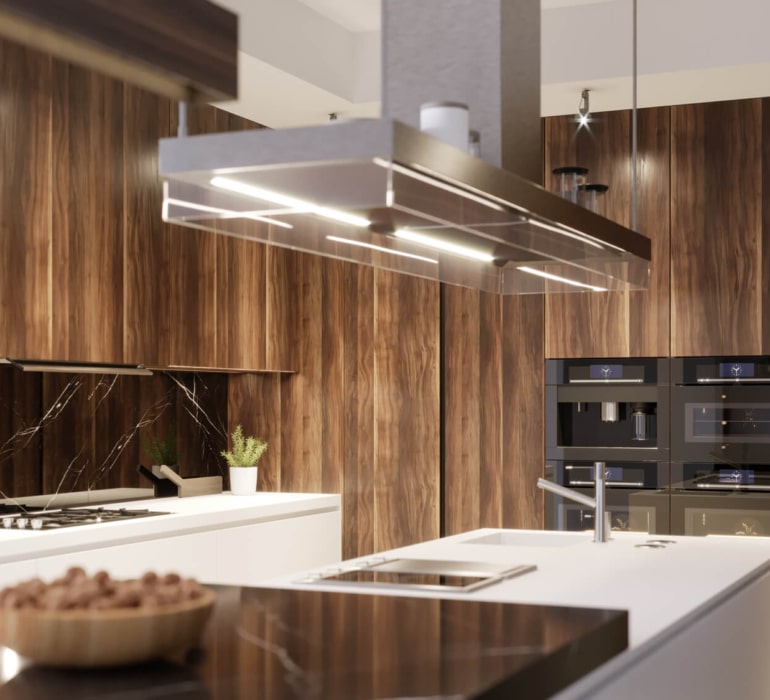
[267,528,770,699]
[0,528,769,698]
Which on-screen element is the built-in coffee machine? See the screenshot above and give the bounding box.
[545,358,670,534]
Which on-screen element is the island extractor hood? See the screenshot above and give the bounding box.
[159,1,651,295]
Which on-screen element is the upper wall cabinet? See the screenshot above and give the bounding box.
[0,39,297,371]
[544,108,671,359]
[670,99,770,357]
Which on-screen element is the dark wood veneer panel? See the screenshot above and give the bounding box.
[122,85,173,366]
[764,98,770,353]
[0,0,237,101]
[51,61,124,364]
[671,100,762,356]
[503,295,544,528]
[544,108,670,359]
[373,270,440,551]
[0,41,52,359]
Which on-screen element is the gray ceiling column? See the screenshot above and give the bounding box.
[381,0,542,184]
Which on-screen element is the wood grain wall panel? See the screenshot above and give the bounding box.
[51,62,125,363]
[0,40,52,359]
[373,270,440,552]
[764,99,770,353]
[227,373,282,491]
[164,226,219,368]
[280,253,324,494]
[266,247,300,371]
[544,108,670,359]
[671,100,762,356]
[122,86,173,366]
[218,235,267,370]
[443,286,483,534]
[341,265,375,559]
[628,107,671,355]
[503,295,544,528]
[442,287,505,535]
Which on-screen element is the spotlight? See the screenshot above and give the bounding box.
[578,89,590,127]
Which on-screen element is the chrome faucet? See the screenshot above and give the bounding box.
[538,461,610,543]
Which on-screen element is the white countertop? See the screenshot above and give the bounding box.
[270,528,770,649]
[0,492,341,564]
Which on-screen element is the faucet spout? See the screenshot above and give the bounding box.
[538,461,610,542]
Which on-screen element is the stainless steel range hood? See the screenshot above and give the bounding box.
[159,0,651,295]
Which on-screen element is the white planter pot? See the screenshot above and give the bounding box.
[229,466,258,495]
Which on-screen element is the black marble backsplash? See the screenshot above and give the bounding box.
[0,365,229,500]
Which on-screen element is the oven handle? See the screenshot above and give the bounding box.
[569,378,645,384]
[693,483,770,492]
[694,378,770,384]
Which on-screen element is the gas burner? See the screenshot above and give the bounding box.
[0,507,170,531]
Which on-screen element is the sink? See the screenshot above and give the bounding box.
[461,531,592,548]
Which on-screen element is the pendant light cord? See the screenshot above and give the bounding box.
[631,0,638,231]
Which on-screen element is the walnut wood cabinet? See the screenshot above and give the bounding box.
[0,38,297,371]
[545,99,770,359]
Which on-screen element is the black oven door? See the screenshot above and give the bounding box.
[670,462,770,535]
[544,460,667,534]
[671,356,770,464]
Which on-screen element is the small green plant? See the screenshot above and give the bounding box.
[221,424,268,467]
[143,430,179,466]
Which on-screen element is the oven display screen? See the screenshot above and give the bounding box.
[719,362,755,379]
[718,469,755,485]
[589,364,624,380]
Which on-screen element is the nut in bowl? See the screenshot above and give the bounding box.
[0,567,215,668]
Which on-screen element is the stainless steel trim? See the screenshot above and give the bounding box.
[302,558,537,594]
[694,484,770,492]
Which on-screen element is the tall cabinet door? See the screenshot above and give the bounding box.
[544,108,670,359]
[0,41,52,360]
[670,99,764,356]
[51,62,125,364]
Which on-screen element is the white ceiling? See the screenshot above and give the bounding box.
[211,0,770,128]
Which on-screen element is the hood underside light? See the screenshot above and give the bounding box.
[159,118,651,295]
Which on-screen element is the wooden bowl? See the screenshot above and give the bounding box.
[0,587,215,668]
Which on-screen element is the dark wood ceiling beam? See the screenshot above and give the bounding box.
[0,0,237,102]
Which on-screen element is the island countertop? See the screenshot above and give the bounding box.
[0,584,628,700]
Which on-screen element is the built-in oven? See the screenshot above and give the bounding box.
[667,463,770,536]
[671,356,770,464]
[545,358,671,534]
[544,460,663,533]
[669,357,770,535]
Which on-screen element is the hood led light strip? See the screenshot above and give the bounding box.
[517,266,607,292]
[211,176,370,228]
[394,229,495,263]
[164,197,294,229]
[326,236,438,264]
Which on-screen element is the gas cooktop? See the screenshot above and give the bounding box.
[0,507,170,531]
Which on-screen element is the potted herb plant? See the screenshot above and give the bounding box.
[221,424,268,495]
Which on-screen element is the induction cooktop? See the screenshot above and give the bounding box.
[296,558,537,593]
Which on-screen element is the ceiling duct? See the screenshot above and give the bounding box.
[159,0,650,295]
